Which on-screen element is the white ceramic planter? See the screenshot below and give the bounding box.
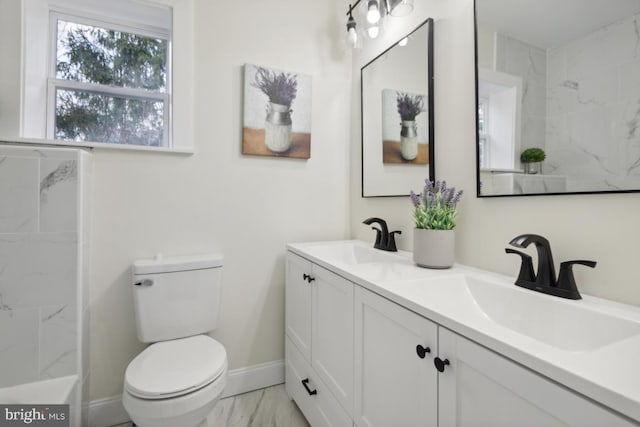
[523,161,542,174]
[413,228,455,269]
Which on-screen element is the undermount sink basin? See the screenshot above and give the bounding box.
[305,241,402,265]
[441,274,640,352]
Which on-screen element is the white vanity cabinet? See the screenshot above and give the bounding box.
[354,286,438,427]
[437,328,635,427]
[285,252,353,426]
[353,287,634,427]
[285,246,638,427]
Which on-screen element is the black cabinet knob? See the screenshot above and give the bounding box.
[302,273,315,283]
[416,345,431,359]
[434,357,450,372]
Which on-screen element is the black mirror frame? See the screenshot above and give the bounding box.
[361,17,435,198]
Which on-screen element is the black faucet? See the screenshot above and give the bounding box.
[362,217,401,252]
[508,234,556,288]
[506,234,596,300]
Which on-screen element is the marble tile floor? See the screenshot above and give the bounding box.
[111,384,309,427]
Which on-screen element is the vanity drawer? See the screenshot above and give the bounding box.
[285,337,351,427]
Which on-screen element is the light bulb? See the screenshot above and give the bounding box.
[398,37,408,47]
[346,15,358,48]
[366,0,381,24]
[348,27,358,47]
[367,25,380,39]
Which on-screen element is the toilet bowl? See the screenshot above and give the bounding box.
[123,254,227,427]
[123,335,228,427]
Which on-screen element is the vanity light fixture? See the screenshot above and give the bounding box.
[345,0,414,47]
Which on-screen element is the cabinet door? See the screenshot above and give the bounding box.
[354,286,438,427]
[311,264,355,417]
[286,252,312,361]
[438,328,636,427]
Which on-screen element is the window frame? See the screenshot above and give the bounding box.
[46,11,172,147]
[478,96,490,169]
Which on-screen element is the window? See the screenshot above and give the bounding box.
[478,69,521,170]
[50,15,170,147]
[478,97,489,169]
[18,0,193,151]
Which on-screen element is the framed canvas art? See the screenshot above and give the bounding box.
[242,64,312,158]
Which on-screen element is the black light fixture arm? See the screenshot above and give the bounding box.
[346,0,363,16]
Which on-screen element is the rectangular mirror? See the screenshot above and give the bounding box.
[362,18,434,197]
[475,0,640,196]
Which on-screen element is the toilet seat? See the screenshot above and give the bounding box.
[125,335,227,399]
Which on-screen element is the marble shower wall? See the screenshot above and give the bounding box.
[495,33,547,156]
[0,145,91,407]
[546,13,640,192]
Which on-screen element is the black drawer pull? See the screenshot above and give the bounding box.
[416,344,431,359]
[434,357,450,372]
[301,378,317,396]
[302,273,316,283]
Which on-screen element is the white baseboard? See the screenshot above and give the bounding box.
[88,395,130,427]
[221,359,284,399]
[88,359,285,427]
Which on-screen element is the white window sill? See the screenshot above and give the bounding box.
[0,136,194,155]
[480,168,525,174]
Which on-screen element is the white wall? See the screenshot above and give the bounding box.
[350,0,640,308]
[476,25,495,69]
[89,0,351,400]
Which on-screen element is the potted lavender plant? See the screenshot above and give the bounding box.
[410,179,463,268]
[252,67,298,152]
[397,92,424,160]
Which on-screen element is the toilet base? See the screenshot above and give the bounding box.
[123,368,226,427]
[126,394,221,427]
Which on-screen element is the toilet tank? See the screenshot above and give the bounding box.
[131,254,223,343]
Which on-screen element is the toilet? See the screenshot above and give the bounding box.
[122,254,227,427]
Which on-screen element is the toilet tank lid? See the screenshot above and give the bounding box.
[133,253,224,275]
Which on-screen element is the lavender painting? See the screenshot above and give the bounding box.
[243,64,312,158]
[381,89,429,164]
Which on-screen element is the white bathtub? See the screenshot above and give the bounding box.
[0,375,77,404]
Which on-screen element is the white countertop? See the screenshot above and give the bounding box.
[286,240,640,423]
